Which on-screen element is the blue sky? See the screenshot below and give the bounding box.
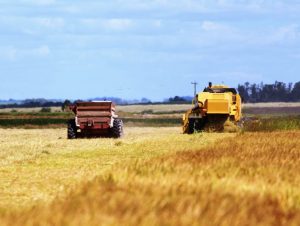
[0,0,300,100]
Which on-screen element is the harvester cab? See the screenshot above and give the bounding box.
[182,83,242,133]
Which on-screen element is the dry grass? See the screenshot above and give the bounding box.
[0,127,228,212]
[243,102,300,108]
[1,130,300,225]
[1,102,300,114]
[0,107,62,113]
[0,105,191,114]
[118,104,190,113]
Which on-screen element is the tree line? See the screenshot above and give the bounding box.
[0,100,63,109]
[238,81,300,102]
[1,81,300,109]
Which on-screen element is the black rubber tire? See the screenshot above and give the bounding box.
[187,118,195,134]
[194,118,206,132]
[186,118,206,134]
[111,119,124,138]
[67,119,77,139]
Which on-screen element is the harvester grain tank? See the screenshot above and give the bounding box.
[67,101,123,139]
[182,83,242,133]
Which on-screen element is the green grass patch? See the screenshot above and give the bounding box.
[0,117,181,128]
[244,115,300,131]
[0,118,68,127]
[0,112,72,117]
[139,110,185,115]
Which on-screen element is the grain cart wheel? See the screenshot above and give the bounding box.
[67,119,77,139]
[111,119,124,138]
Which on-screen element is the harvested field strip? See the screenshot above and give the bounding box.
[2,115,300,131]
[123,118,181,127]
[243,106,300,116]
[0,128,229,212]
[0,118,181,128]
[1,131,300,226]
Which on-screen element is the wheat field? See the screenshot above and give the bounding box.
[1,128,300,225]
[0,128,229,211]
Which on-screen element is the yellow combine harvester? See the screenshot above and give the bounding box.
[182,83,242,133]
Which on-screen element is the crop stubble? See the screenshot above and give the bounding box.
[0,128,300,226]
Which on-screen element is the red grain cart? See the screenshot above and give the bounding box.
[67,101,123,139]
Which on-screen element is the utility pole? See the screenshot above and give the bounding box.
[191,81,198,97]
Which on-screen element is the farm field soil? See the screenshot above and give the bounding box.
[1,102,300,113]
[1,129,300,225]
[0,107,62,113]
[0,127,229,212]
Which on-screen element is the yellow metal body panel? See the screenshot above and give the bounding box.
[182,84,242,133]
[206,99,229,114]
[197,87,242,118]
[211,85,229,89]
[198,92,231,114]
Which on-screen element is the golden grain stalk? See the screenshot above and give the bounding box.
[1,130,300,225]
[0,127,229,211]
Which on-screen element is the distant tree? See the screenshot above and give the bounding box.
[168,96,186,103]
[62,99,72,111]
[287,83,293,96]
[237,83,249,102]
[291,82,300,101]
[140,98,151,104]
[261,84,274,102]
[237,81,300,102]
[250,83,259,102]
[273,81,287,101]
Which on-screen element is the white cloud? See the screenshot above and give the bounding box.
[209,71,264,83]
[1,0,300,100]
[0,45,50,61]
[33,45,50,56]
[0,47,18,61]
[20,0,56,6]
[34,17,65,29]
[215,0,275,11]
[197,21,300,46]
[201,21,231,32]
[62,5,81,14]
[153,20,162,28]
[273,24,299,42]
[81,18,133,31]
[103,19,133,30]
[249,24,300,45]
